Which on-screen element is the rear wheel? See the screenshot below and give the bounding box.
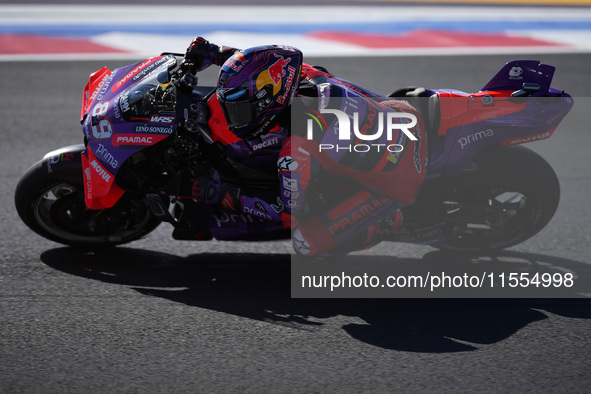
[15,157,160,247]
[409,146,560,251]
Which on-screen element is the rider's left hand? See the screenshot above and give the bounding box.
[185,37,238,72]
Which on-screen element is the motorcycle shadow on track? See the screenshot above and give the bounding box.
[40,247,591,353]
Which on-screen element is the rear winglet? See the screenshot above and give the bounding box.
[482,60,555,92]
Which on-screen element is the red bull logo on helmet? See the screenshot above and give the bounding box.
[268,54,290,85]
[256,54,295,99]
[226,52,246,73]
[277,64,297,105]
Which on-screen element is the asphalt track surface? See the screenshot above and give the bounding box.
[1,53,591,392]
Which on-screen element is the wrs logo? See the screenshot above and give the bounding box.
[305,107,418,153]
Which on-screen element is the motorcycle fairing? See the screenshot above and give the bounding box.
[81,145,125,210]
[437,90,527,136]
[80,56,178,209]
[421,60,572,178]
[436,60,558,135]
[428,93,572,177]
[183,203,288,241]
[81,67,112,122]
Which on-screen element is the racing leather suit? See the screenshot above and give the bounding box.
[219,64,426,256]
[192,43,426,256]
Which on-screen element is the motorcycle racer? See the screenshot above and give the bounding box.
[185,37,427,256]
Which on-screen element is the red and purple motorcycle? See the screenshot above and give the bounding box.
[15,54,573,252]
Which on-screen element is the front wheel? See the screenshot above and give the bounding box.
[15,153,161,247]
[409,146,560,252]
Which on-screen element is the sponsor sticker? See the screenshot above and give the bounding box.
[112,133,168,147]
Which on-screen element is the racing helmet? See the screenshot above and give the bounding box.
[217,45,303,140]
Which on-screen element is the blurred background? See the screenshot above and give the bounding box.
[2,0,591,60]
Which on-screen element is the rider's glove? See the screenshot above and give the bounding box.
[191,169,241,211]
[185,37,239,72]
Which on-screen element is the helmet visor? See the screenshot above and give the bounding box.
[224,98,256,128]
[218,86,273,130]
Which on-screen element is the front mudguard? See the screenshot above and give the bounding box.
[40,144,86,186]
